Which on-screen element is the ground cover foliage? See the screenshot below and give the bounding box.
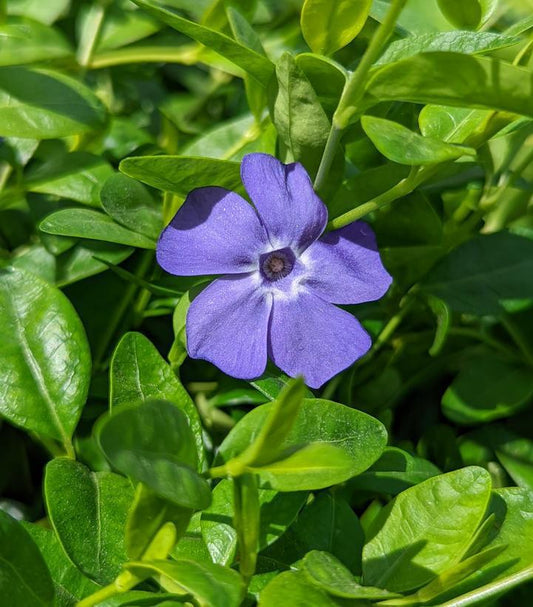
[1,0,533,605]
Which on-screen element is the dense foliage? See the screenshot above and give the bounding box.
[1,0,533,605]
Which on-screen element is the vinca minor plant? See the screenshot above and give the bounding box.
[0,0,533,606]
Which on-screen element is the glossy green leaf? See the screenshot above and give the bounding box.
[0,510,54,606]
[0,67,106,138]
[271,53,331,178]
[437,0,482,29]
[260,570,340,606]
[110,332,205,467]
[421,232,533,314]
[0,17,72,66]
[442,355,533,424]
[95,5,161,51]
[40,209,156,249]
[362,467,492,592]
[125,559,244,607]
[131,0,274,85]
[361,115,475,165]
[301,0,372,55]
[25,152,114,207]
[376,31,520,66]
[0,267,91,444]
[45,458,134,585]
[365,54,533,120]
[97,400,211,510]
[7,0,70,24]
[126,484,193,561]
[301,551,401,600]
[24,524,99,607]
[119,156,242,197]
[100,173,162,242]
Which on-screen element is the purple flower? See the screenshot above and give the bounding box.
[157,153,392,388]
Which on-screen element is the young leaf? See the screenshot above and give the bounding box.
[44,458,134,585]
[362,467,493,592]
[442,355,533,424]
[40,209,156,249]
[301,0,372,56]
[361,115,475,165]
[437,0,482,29]
[130,0,274,85]
[110,332,205,467]
[0,510,54,606]
[97,400,211,510]
[0,67,106,138]
[119,156,242,196]
[0,267,91,445]
[365,53,533,121]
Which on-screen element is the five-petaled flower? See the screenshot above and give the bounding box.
[157,153,392,388]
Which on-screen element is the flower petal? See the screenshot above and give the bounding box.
[157,186,268,276]
[187,274,272,379]
[268,290,371,388]
[241,153,327,253]
[302,221,392,304]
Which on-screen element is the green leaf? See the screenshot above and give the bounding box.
[24,524,99,607]
[7,0,70,25]
[40,209,156,249]
[300,0,372,56]
[270,53,331,178]
[0,67,106,138]
[421,232,533,314]
[0,267,91,444]
[365,54,533,120]
[301,551,401,600]
[44,458,134,585]
[126,484,193,561]
[362,467,492,592]
[110,332,205,468]
[217,398,387,489]
[95,5,162,51]
[25,152,114,208]
[376,31,520,66]
[97,400,211,510]
[0,17,72,66]
[131,0,274,85]
[361,115,475,165]
[125,559,244,607]
[119,156,242,197]
[295,54,347,117]
[442,355,533,424]
[260,571,340,607]
[0,510,54,606]
[437,0,482,29]
[100,173,163,242]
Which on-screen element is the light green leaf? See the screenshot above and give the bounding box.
[0,510,54,606]
[110,332,205,468]
[97,400,211,510]
[365,54,533,120]
[0,17,72,66]
[376,31,520,66]
[7,0,69,25]
[260,571,340,606]
[44,458,134,585]
[119,156,242,197]
[131,0,274,85]
[362,467,492,592]
[0,267,91,444]
[40,209,156,249]
[301,0,372,55]
[0,67,106,138]
[361,115,475,165]
[437,0,482,29]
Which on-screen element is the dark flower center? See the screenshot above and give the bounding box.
[260,247,295,281]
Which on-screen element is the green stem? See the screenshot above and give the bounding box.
[371,295,416,356]
[436,565,533,607]
[313,0,407,192]
[77,1,107,68]
[89,46,199,69]
[76,582,120,607]
[233,473,260,585]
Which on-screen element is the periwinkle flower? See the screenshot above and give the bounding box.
[157,153,392,388]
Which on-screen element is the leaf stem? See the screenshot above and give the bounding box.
[76,582,120,607]
[233,473,260,585]
[313,0,407,191]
